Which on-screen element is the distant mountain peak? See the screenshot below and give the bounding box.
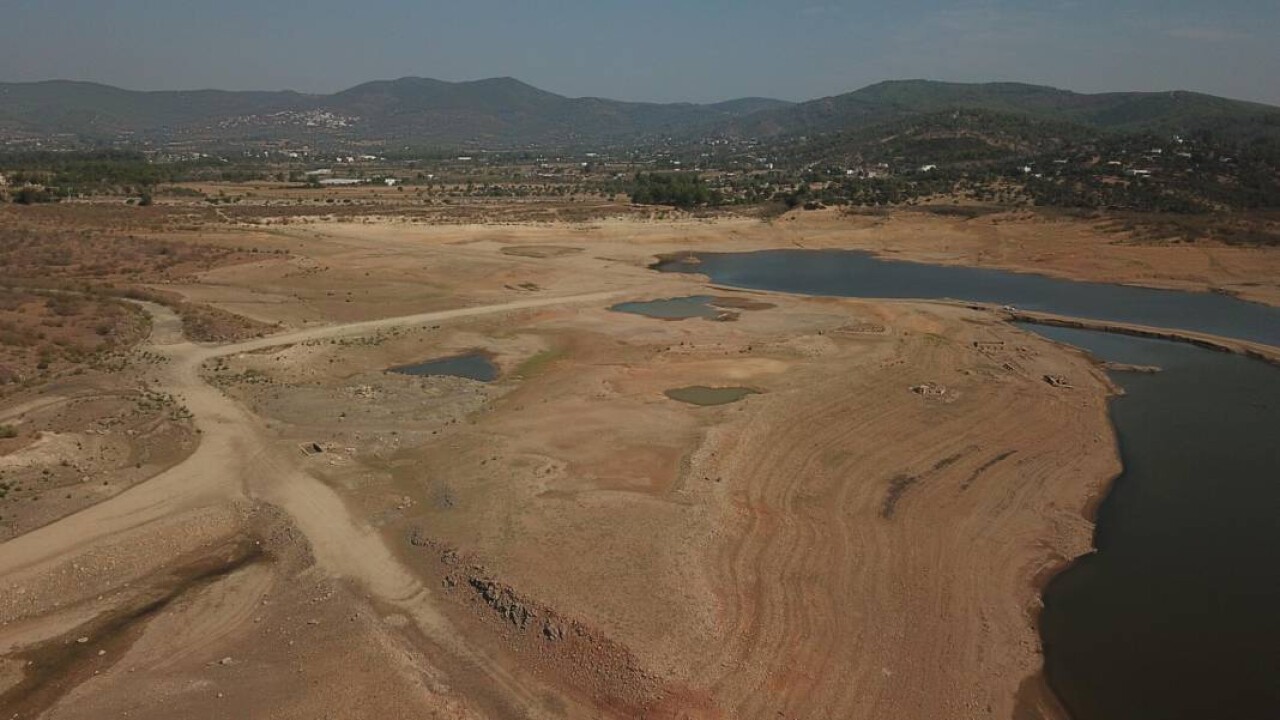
[0,76,788,146]
[717,78,1280,140]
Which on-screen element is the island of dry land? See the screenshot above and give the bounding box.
[1,195,1277,719]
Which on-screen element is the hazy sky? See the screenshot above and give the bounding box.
[3,0,1277,105]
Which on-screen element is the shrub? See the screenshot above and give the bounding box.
[629,173,721,208]
[12,187,57,205]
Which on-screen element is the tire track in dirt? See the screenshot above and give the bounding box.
[689,314,1115,719]
[0,290,627,718]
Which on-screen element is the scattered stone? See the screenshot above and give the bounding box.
[543,620,566,641]
[469,577,536,629]
[407,526,429,547]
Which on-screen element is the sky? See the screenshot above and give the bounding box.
[2,0,1277,106]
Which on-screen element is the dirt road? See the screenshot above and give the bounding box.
[0,290,625,718]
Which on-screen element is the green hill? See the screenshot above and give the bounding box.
[718,80,1280,142]
[0,77,791,147]
[1,77,1275,151]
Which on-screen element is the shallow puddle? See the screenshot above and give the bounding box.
[609,295,770,321]
[664,386,759,406]
[500,245,583,258]
[610,296,725,320]
[388,352,498,381]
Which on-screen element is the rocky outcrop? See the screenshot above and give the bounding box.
[403,536,692,715]
[468,577,536,630]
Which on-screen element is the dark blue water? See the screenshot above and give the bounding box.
[1028,326,1280,720]
[655,251,1280,347]
[389,352,498,381]
[656,251,1280,720]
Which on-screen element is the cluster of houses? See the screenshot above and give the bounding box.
[302,168,398,187]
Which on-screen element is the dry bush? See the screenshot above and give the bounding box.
[109,286,275,343]
[0,204,276,386]
[0,206,259,284]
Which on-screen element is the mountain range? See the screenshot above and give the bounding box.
[1,77,1277,149]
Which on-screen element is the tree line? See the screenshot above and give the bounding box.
[628,172,721,208]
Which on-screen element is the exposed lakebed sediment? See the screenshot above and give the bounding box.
[658,249,1280,720]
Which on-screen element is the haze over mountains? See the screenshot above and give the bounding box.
[0,77,791,147]
[1,76,1278,149]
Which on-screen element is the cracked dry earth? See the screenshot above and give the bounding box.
[0,220,1125,719]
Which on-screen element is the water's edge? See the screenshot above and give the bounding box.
[654,250,1280,720]
[650,249,1280,311]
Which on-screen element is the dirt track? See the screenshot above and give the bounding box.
[2,289,622,571]
[1,292,627,718]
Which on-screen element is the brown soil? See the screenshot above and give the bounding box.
[0,288,149,393]
[0,203,277,383]
[1,199,1273,719]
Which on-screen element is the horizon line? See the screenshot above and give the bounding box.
[3,75,1276,110]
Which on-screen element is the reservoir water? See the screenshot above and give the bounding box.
[655,250,1280,347]
[1028,325,1280,719]
[659,250,1280,719]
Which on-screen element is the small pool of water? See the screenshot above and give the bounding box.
[389,352,498,382]
[610,295,773,321]
[500,244,583,258]
[610,296,729,321]
[664,386,760,406]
